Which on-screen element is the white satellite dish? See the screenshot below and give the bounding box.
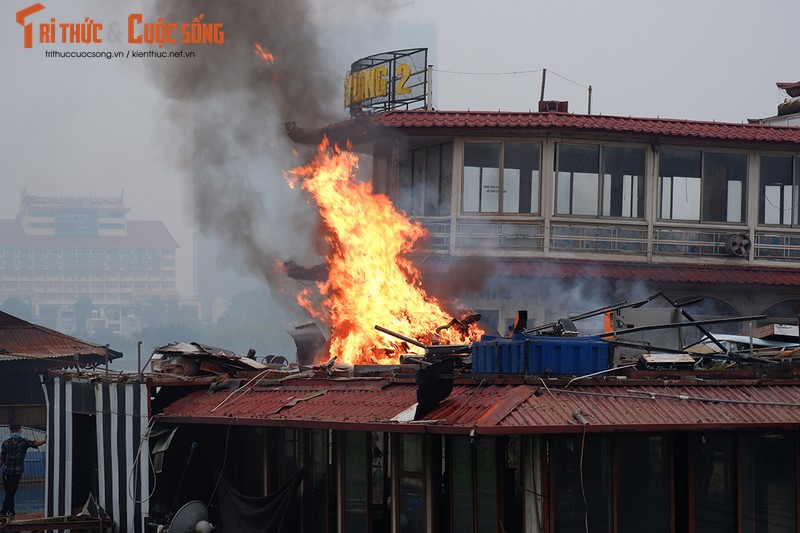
[166,501,209,533]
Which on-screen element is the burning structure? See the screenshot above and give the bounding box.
[23,4,800,527]
[36,299,800,533]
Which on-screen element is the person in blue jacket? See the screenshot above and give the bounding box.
[0,422,46,519]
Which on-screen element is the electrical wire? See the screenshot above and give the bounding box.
[208,417,235,505]
[210,368,272,412]
[444,378,486,424]
[579,422,588,533]
[128,416,159,504]
[434,67,542,76]
[432,67,590,90]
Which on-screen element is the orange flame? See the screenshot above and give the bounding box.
[289,138,483,365]
[254,42,275,64]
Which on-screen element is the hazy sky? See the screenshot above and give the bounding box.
[2,0,797,298]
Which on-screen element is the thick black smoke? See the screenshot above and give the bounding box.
[147,0,345,303]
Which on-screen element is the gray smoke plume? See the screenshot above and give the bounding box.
[146,0,348,317]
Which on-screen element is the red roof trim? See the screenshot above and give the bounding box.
[418,255,800,287]
[371,110,800,144]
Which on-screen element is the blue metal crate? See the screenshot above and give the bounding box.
[526,336,610,375]
[471,338,526,373]
[472,335,611,375]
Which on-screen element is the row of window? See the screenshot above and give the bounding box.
[2,281,176,289]
[1,247,174,255]
[0,260,175,269]
[237,426,795,533]
[394,141,800,226]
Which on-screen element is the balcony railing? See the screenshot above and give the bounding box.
[412,216,800,266]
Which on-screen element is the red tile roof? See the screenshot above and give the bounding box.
[159,378,800,435]
[377,110,800,143]
[0,219,179,249]
[0,311,118,362]
[301,110,800,146]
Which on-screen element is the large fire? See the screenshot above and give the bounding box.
[288,139,483,365]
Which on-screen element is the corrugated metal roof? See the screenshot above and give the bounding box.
[0,311,117,361]
[159,379,800,435]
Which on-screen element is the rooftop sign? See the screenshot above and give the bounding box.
[344,48,428,116]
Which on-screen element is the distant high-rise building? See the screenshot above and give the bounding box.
[193,229,260,322]
[0,190,179,333]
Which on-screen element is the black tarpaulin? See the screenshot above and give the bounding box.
[213,465,305,533]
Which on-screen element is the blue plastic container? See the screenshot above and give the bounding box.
[526,336,610,375]
[472,335,610,375]
[471,338,525,373]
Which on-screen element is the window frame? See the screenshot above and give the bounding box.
[552,142,648,220]
[758,153,800,227]
[461,140,543,216]
[657,148,749,224]
[396,141,454,217]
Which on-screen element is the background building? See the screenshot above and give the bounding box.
[0,190,180,334]
[193,230,260,322]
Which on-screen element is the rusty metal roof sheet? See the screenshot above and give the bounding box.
[0,311,118,362]
[159,379,800,435]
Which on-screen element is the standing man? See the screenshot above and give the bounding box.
[0,423,46,519]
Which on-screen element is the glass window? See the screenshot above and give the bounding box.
[450,436,473,533]
[447,435,500,533]
[556,143,600,216]
[740,433,797,532]
[424,143,453,216]
[343,432,368,532]
[703,152,747,222]
[398,434,425,533]
[464,143,501,213]
[552,435,612,533]
[398,143,453,216]
[602,147,645,218]
[464,142,540,214]
[692,434,736,533]
[659,150,701,220]
[659,150,747,222]
[308,429,331,533]
[618,436,670,533]
[475,437,497,531]
[504,143,541,214]
[760,155,799,225]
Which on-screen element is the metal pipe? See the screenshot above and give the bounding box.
[587,85,592,114]
[540,68,547,102]
[565,364,635,388]
[426,65,433,110]
[137,340,143,383]
[599,314,767,338]
[374,325,427,349]
[526,293,659,334]
[658,292,728,353]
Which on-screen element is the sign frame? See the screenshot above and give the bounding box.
[344,48,428,116]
